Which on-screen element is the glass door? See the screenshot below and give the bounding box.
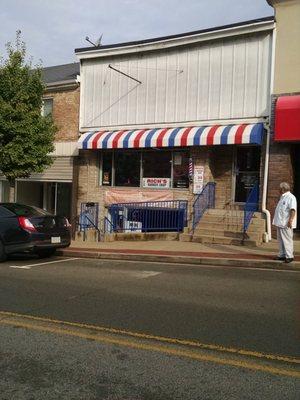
[234,147,261,203]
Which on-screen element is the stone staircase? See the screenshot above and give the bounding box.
[180,209,266,246]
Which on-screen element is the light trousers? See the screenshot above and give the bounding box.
[277,227,294,259]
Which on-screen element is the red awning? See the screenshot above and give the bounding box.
[274,95,300,141]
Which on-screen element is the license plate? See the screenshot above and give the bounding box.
[51,236,61,244]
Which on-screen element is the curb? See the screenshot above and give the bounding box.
[57,249,300,271]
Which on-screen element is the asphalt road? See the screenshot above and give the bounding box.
[0,255,299,399]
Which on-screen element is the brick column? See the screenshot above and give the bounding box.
[267,141,294,236]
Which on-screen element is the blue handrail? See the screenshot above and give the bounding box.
[243,182,259,239]
[192,182,216,232]
[104,216,114,234]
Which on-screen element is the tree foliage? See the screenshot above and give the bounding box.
[0,31,56,186]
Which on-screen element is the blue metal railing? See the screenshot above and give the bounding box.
[243,182,259,240]
[78,202,102,241]
[105,200,188,234]
[192,182,216,232]
[104,216,114,234]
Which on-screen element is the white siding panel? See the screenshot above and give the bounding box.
[219,42,234,118]
[186,49,198,120]
[244,38,259,116]
[197,46,210,120]
[80,32,272,129]
[231,40,246,118]
[177,51,189,122]
[208,45,222,119]
[257,34,272,116]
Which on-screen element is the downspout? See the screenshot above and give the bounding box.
[262,123,272,242]
[262,22,277,242]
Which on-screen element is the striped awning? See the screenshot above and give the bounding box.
[78,123,264,150]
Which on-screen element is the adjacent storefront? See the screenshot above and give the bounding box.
[1,143,78,220]
[271,95,300,230]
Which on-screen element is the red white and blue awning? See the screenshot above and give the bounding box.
[78,123,264,150]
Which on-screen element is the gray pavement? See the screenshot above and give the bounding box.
[1,322,299,400]
[0,255,299,399]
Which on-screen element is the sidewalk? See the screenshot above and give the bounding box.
[58,239,300,270]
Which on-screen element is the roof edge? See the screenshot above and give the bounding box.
[75,16,274,55]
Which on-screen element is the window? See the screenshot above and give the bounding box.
[115,151,140,187]
[100,150,189,189]
[42,98,53,117]
[143,151,171,178]
[101,152,113,186]
[173,152,189,188]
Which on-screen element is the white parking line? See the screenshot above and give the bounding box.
[9,258,80,270]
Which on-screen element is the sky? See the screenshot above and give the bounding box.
[0,0,274,67]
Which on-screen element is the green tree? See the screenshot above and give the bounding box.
[0,31,56,201]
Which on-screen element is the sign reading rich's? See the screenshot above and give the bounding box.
[142,178,171,189]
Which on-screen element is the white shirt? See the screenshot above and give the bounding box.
[273,191,297,229]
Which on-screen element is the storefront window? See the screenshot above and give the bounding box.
[143,151,171,178]
[115,151,140,187]
[100,150,189,189]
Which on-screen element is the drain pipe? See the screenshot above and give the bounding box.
[261,22,277,243]
[262,123,272,242]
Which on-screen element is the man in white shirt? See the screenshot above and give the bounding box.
[272,182,297,263]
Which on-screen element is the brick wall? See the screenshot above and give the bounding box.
[209,146,234,209]
[44,86,80,141]
[267,142,294,236]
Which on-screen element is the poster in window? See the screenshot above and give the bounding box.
[174,153,182,166]
[102,171,110,185]
[193,166,204,194]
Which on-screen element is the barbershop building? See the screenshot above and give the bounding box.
[75,17,274,240]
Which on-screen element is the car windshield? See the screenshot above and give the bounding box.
[0,203,51,217]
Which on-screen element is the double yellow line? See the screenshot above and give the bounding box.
[0,310,299,379]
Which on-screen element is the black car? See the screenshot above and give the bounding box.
[0,203,71,261]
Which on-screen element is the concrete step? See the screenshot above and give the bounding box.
[194,228,262,241]
[205,209,264,218]
[199,215,265,226]
[74,230,100,242]
[179,233,192,242]
[191,234,260,246]
[195,221,265,233]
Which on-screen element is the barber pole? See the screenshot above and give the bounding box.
[189,157,193,178]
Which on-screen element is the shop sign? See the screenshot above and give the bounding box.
[124,221,142,233]
[193,166,204,194]
[142,178,171,189]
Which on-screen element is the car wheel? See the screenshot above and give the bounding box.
[0,240,7,262]
[37,249,56,259]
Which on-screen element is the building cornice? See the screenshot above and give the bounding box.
[76,18,275,60]
[44,79,79,93]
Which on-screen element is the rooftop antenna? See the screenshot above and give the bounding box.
[85,34,103,47]
[95,34,103,47]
